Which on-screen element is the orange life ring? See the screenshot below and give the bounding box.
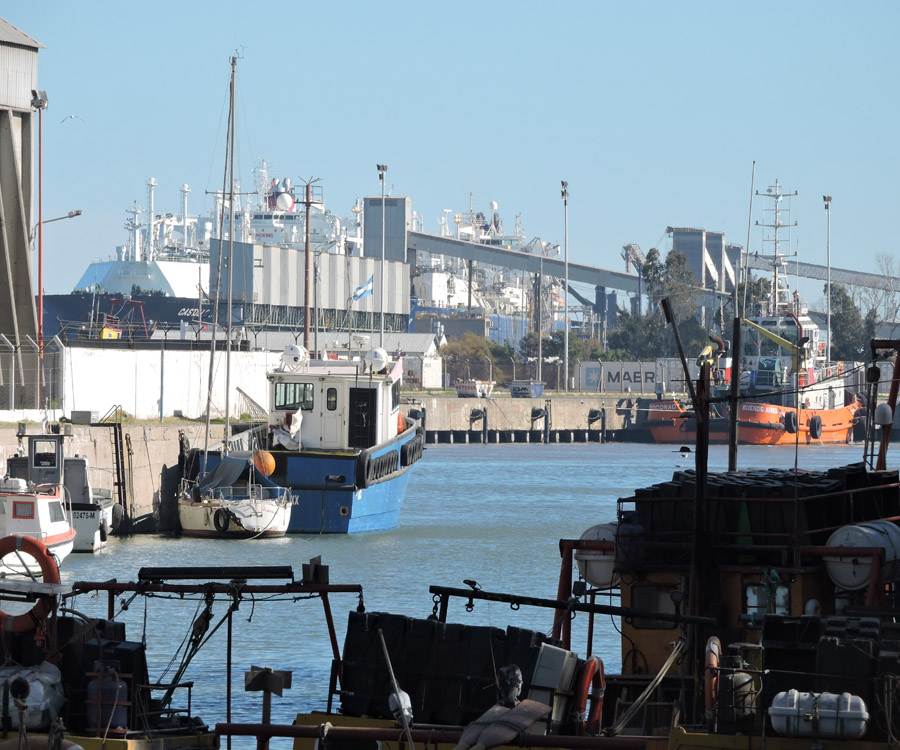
[704,636,722,730]
[397,412,406,434]
[573,655,605,735]
[0,535,59,633]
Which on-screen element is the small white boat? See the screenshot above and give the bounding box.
[455,379,495,398]
[62,455,116,552]
[178,453,292,539]
[0,435,77,571]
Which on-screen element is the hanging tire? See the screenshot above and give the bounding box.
[809,415,823,440]
[356,453,372,489]
[785,411,798,434]
[213,508,230,533]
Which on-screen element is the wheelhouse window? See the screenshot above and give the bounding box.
[629,584,678,630]
[49,502,66,523]
[326,388,337,411]
[32,439,58,468]
[391,380,400,410]
[13,501,34,519]
[274,382,314,411]
[745,583,789,621]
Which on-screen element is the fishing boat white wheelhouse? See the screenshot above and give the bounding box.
[261,344,425,533]
[0,435,77,571]
[183,344,425,533]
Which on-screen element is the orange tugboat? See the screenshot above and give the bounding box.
[646,181,862,445]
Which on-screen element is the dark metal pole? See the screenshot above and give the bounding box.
[227,609,233,750]
[728,316,741,470]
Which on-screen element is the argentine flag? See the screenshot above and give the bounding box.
[353,275,374,301]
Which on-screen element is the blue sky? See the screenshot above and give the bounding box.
[5,1,898,304]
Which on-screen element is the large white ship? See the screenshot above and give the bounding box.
[43,162,361,339]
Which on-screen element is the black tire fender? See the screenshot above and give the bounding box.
[785,411,799,434]
[214,508,230,533]
[356,452,372,489]
[809,414,823,440]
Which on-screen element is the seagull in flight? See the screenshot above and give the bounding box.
[60,114,84,123]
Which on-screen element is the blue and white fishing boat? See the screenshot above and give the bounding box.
[191,343,424,534]
[264,344,423,532]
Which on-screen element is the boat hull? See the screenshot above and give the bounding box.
[69,502,114,553]
[455,380,495,398]
[645,399,860,445]
[178,498,290,538]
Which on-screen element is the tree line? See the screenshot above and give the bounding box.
[438,248,898,387]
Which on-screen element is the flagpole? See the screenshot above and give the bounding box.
[377,164,388,349]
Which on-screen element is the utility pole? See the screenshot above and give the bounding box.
[561,181,569,393]
[300,177,323,353]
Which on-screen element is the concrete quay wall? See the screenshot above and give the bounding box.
[403,393,645,443]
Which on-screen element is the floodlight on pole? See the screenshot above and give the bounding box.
[377,164,387,347]
[823,195,832,363]
[31,90,49,363]
[561,180,569,393]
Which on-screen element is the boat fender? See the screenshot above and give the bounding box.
[356,453,372,489]
[573,655,605,735]
[213,508,230,534]
[99,517,109,543]
[110,503,125,532]
[0,535,59,633]
[809,415,823,440]
[784,411,799,434]
[705,636,722,730]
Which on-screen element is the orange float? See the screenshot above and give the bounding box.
[253,450,276,477]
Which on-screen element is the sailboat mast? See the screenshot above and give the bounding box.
[224,55,237,455]
[202,55,236,468]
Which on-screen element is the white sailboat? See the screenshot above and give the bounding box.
[177,56,292,540]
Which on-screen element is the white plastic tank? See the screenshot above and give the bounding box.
[769,690,868,739]
[574,523,618,589]
[824,520,900,591]
[365,348,389,373]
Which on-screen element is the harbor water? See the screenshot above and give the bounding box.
[56,441,872,743]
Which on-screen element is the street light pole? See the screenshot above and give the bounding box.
[561,181,569,393]
[377,164,388,348]
[823,195,832,363]
[31,90,48,354]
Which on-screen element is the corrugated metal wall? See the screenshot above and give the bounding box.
[0,42,38,111]
[0,35,39,391]
[210,239,410,314]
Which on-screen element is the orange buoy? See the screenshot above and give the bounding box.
[253,450,276,477]
[397,412,406,434]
